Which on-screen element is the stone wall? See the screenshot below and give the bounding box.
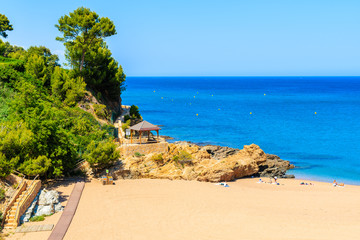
[120,142,169,157]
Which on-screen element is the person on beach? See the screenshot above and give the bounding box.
[333,180,338,187]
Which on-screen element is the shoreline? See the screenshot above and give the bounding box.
[167,140,360,186]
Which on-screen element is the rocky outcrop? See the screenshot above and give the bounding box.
[110,142,272,182]
[200,145,239,160]
[20,189,63,223]
[254,154,295,178]
[35,189,63,216]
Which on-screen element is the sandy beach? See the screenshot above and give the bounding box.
[62,178,360,240]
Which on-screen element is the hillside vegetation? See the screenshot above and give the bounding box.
[0,8,124,179]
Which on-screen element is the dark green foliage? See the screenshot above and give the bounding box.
[124,115,130,122]
[0,39,25,57]
[0,14,13,38]
[56,8,125,103]
[30,215,45,222]
[84,140,120,171]
[51,67,86,106]
[0,54,116,178]
[19,156,51,177]
[27,46,59,69]
[56,7,116,72]
[66,39,125,102]
[0,9,124,179]
[0,188,5,202]
[93,104,108,119]
[0,84,13,121]
[129,105,141,119]
[0,153,17,178]
[121,119,131,133]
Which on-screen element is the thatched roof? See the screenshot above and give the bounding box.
[129,120,161,132]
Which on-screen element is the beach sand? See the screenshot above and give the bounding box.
[63,178,360,240]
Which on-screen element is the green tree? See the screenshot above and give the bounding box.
[0,153,15,178]
[27,46,59,68]
[51,66,86,106]
[130,105,141,119]
[55,7,116,72]
[0,14,13,38]
[19,156,51,177]
[85,140,120,170]
[66,40,126,102]
[25,54,48,85]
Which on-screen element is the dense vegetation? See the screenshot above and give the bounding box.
[0,8,124,179]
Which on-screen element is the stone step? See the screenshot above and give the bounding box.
[4,218,16,223]
[3,225,17,229]
[6,214,15,220]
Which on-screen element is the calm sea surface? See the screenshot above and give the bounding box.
[122,77,360,185]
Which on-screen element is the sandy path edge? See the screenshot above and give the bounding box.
[47,181,85,240]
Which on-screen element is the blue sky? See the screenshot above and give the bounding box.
[2,0,360,76]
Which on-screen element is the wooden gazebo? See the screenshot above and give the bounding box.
[129,121,161,144]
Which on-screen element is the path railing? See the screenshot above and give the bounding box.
[13,175,40,227]
[1,175,26,228]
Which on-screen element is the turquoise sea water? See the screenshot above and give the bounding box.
[122,77,360,185]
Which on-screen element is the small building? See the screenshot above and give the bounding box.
[129,120,161,144]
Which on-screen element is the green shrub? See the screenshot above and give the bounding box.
[173,151,192,167]
[151,153,163,164]
[93,104,108,119]
[97,92,102,101]
[129,105,141,119]
[134,152,144,157]
[124,115,130,122]
[121,119,131,133]
[85,140,120,171]
[0,188,5,202]
[30,215,45,222]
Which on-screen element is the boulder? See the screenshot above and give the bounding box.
[254,154,295,178]
[200,145,239,160]
[34,189,63,217]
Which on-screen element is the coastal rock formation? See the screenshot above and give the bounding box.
[20,189,63,223]
[200,145,239,160]
[112,142,270,182]
[34,189,63,216]
[255,154,295,178]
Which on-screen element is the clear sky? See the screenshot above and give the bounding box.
[1,0,360,76]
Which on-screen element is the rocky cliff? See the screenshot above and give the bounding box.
[107,142,293,182]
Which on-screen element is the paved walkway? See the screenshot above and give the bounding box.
[47,181,85,240]
[16,224,54,233]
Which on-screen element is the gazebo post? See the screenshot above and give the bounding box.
[156,130,159,139]
[130,130,133,144]
[139,131,142,144]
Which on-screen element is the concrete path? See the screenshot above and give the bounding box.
[47,181,85,240]
[16,224,54,233]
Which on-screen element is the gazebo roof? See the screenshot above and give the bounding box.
[129,120,161,132]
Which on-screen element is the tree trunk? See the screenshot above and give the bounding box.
[79,48,86,71]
